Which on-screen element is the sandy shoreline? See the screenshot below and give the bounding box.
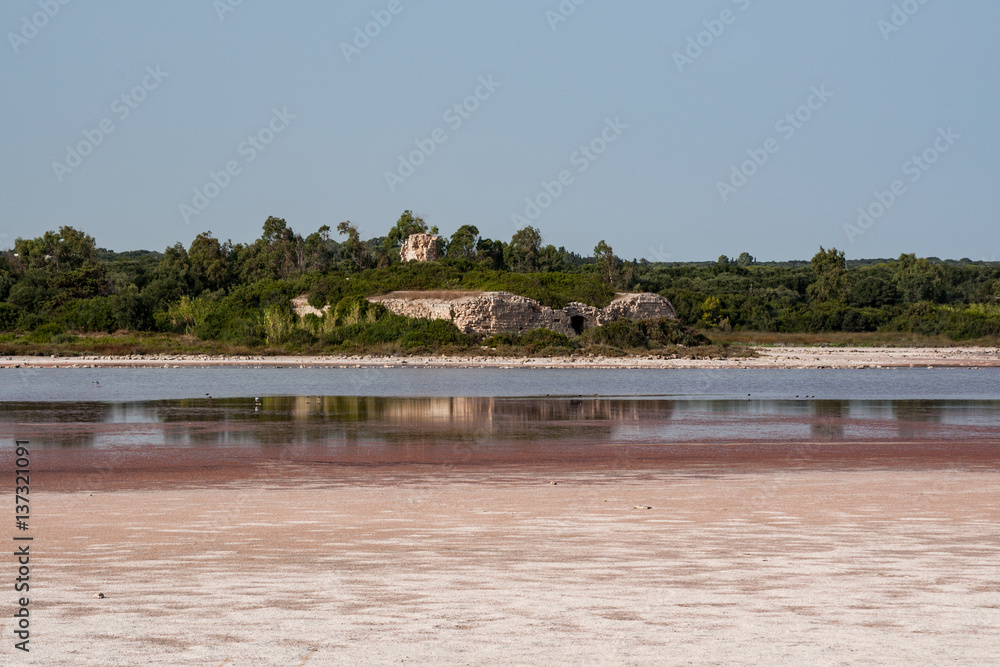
[2,346,999,370]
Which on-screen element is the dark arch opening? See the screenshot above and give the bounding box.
[570,315,586,335]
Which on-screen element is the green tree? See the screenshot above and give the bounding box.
[476,238,506,270]
[188,232,229,292]
[594,240,620,286]
[447,225,480,260]
[538,245,566,273]
[700,296,722,326]
[337,221,368,272]
[808,246,848,302]
[847,275,899,308]
[383,210,428,260]
[893,253,945,303]
[506,226,542,273]
[303,225,336,272]
[13,226,99,273]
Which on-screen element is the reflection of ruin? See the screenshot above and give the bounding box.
[146,396,676,448]
[280,395,671,425]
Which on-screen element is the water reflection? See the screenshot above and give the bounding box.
[811,400,847,441]
[1,397,999,450]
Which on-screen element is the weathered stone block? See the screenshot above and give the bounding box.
[400,233,440,262]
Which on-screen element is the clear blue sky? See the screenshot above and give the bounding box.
[2,1,998,261]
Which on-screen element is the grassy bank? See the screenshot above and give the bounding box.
[0,316,755,360]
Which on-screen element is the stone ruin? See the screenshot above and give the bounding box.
[290,295,329,319]
[366,291,677,337]
[400,233,440,263]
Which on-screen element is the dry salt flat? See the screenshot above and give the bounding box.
[15,466,1000,666]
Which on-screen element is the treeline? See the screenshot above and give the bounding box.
[1,212,999,354]
[646,249,1000,340]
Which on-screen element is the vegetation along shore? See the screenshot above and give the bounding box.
[3,211,999,358]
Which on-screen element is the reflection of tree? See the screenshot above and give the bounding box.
[891,400,944,439]
[811,400,847,441]
[0,402,114,449]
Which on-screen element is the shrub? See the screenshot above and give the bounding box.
[333,296,385,326]
[583,319,648,349]
[58,298,116,333]
[283,328,318,351]
[0,303,24,332]
[482,333,516,347]
[320,314,471,351]
[644,318,711,347]
[519,328,573,349]
[21,322,64,343]
[400,319,471,349]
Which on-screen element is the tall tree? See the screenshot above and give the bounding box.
[304,225,336,272]
[337,221,367,272]
[13,226,99,273]
[593,240,620,286]
[506,226,542,273]
[808,246,848,302]
[447,225,480,260]
[188,232,229,292]
[475,237,506,270]
[383,210,429,260]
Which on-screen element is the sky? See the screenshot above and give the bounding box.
[2,1,998,262]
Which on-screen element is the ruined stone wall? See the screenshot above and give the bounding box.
[400,233,440,262]
[600,293,677,323]
[291,295,329,319]
[450,292,575,337]
[367,291,677,337]
[367,295,456,323]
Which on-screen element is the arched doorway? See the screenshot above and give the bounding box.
[570,315,586,335]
